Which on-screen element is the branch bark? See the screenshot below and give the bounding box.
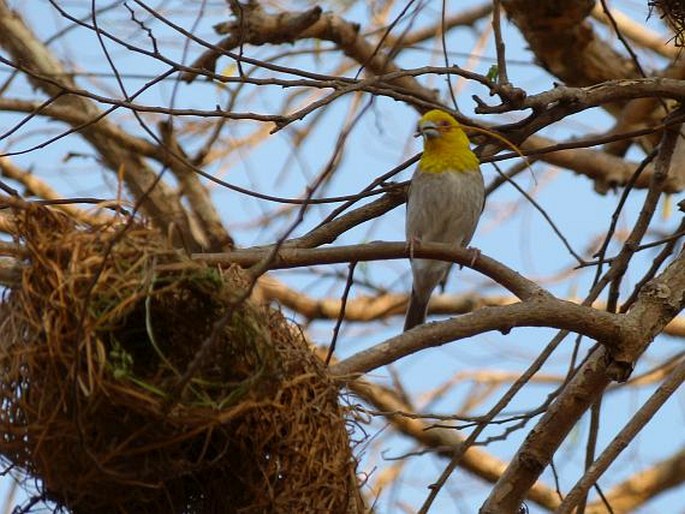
[480,246,685,513]
[557,359,685,513]
[585,449,685,513]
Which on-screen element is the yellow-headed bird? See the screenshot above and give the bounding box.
[404,109,484,331]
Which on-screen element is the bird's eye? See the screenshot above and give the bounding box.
[438,120,451,127]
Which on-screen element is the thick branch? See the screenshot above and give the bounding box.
[195,241,546,301]
[480,117,685,514]
[480,248,685,513]
[478,78,685,114]
[330,298,622,377]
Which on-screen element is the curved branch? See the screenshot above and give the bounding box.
[195,241,545,301]
[258,278,685,338]
[330,298,622,377]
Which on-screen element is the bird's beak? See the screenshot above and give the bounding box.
[415,121,439,139]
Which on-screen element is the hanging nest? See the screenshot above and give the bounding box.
[0,206,360,514]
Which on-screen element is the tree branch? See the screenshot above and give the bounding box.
[195,241,547,301]
[585,449,685,513]
[480,225,685,513]
[349,379,562,512]
[558,360,685,513]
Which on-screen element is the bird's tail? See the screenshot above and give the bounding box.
[404,288,429,332]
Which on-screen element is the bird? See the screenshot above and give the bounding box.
[404,109,484,331]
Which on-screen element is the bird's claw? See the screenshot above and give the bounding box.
[466,246,481,267]
[407,236,421,259]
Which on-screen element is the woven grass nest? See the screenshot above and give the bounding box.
[0,206,359,514]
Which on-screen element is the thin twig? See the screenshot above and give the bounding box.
[492,0,509,86]
[326,261,357,366]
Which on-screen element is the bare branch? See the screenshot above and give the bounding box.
[480,121,685,513]
[585,449,685,513]
[195,242,547,301]
[183,2,437,105]
[558,360,685,513]
[349,379,562,512]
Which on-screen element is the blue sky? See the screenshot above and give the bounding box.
[1,1,683,512]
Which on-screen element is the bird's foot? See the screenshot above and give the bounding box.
[466,246,481,267]
[407,236,421,259]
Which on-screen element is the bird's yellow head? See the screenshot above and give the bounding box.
[416,109,479,174]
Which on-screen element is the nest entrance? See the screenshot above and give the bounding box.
[0,207,359,513]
